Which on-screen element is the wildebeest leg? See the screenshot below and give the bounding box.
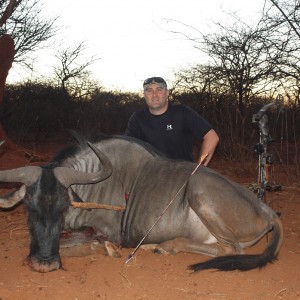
[59,241,106,257]
[59,227,105,257]
[60,227,106,247]
[59,227,122,258]
[153,237,241,257]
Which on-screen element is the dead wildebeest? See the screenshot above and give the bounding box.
[0,135,283,272]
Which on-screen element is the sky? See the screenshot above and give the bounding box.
[7,0,264,93]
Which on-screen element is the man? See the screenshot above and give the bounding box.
[125,77,219,166]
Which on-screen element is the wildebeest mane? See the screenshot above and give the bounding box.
[91,134,168,158]
[52,133,167,163]
[107,134,167,158]
[52,144,81,163]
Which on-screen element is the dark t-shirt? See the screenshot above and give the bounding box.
[125,103,212,161]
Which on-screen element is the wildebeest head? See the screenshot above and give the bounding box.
[0,143,112,272]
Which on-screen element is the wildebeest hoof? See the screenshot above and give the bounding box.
[153,247,169,255]
[104,241,122,258]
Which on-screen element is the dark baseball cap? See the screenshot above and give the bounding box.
[143,77,167,90]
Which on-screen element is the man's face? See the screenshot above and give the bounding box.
[144,83,169,114]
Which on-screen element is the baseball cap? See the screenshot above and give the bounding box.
[143,77,167,90]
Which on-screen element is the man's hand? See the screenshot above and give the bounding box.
[198,129,219,166]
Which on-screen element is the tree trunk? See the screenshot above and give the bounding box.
[0,34,15,145]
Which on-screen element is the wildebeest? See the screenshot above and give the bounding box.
[0,135,283,273]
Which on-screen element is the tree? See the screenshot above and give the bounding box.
[53,42,100,101]
[0,0,57,145]
[168,4,299,160]
[263,0,300,175]
[0,0,21,27]
[268,0,300,39]
[0,0,18,144]
[173,21,284,158]
[0,0,57,69]
[260,0,300,106]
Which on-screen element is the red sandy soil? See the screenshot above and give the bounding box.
[0,142,299,300]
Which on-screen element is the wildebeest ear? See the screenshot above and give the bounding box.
[67,187,83,203]
[0,184,26,208]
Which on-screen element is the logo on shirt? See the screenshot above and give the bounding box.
[166,125,173,130]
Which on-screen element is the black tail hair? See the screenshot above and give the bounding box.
[189,219,283,272]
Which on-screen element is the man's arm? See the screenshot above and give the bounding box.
[197,129,219,166]
[124,112,140,138]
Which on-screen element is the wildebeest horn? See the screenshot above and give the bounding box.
[0,166,41,209]
[0,166,42,186]
[0,185,26,208]
[54,142,113,187]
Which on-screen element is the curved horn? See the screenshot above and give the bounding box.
[54,142,113,187]
[0,166,41,186]
[0,185,26,208]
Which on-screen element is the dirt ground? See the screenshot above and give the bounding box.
[0,142,299,300]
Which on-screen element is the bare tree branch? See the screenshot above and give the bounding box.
[269,0,300,39]
[0,0,58,68]
[0,0,21,27]
[53,42,100,100]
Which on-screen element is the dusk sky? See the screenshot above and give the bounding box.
[7,0,263,92]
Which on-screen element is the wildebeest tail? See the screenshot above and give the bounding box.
[188,218,283,272]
